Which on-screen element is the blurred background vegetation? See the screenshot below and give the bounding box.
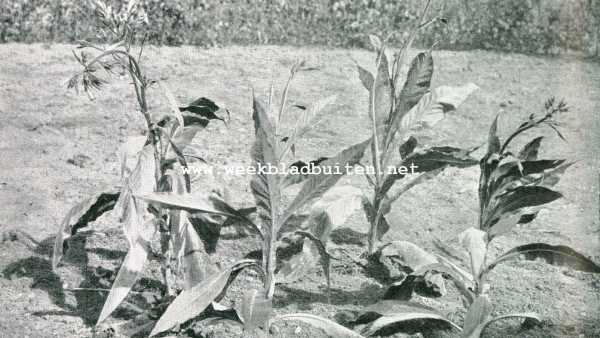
[1,0,599,57]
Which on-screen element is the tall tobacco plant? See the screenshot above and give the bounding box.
[348,99,600,337]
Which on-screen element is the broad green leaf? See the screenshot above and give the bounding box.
[369,49,393,168]
[379,241,445,299]
[483,186,562,230]
[136,192,236,217]
[360,301,461,336]
[357,65,374,91]
[518,136,543,160]
[380,241,438,271]
[462,295,493,338]
[283,95,337,158]
[240,289,272,330]
[281,138,371,225]
[386,52,433,147]
[405,146,479,172]
[409,262,475,304]
[398,83,478,131]
[53,192,119,270]
[179,97,223,121]
[251,94,281,234]
[274,313,365,338]
[484,243,600,275]
[97,241,148,324]
[309,185,363,231]
[467,312,542,338]
[115,144,156,247]
[458,228,488,280]
[486,205,542,240]
[488,159,567,196]
[182,216,219,288]
[380,145,477,200]
[150,259,259,336]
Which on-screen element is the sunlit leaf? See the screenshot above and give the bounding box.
[274,313,365,338]
[386,52,433,147]
[150,259,259,336]
[484,243,600,275]
[358,301,461,336]
[458,228,488,280]
[399,83,478,131]
[518,136,543,160]
[466,312,542,338]
[240,289,272,330]
[462,295,492,337]
[282,138,370,224]
[97,241,148,324]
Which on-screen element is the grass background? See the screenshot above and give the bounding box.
[2,0,600,57]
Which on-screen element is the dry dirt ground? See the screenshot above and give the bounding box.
[0,43,599,338]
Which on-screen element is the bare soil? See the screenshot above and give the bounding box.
[0,43,599,338]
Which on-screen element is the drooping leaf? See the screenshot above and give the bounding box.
[484,243,600,275]
[359,301,461,336]
[240,289,272,330]
[483,186,562,230]
[97,241,148,324]
[407,262,475,304]
[380,241,438,272]
[179,97,223,121]
[379,241,445,299]
[53,192,119,270]
[466,312,542,338]
[183,216,219,288]
[518,136,543,160]
[462,295,493,338]
[281,138,371,225]
[274,313,365,338]
[405,146,479,172]
[488,159,567,195]
[136,192,237,217]
[458,228,488,280]
[398,83,478,131]
[380,146,477,199]
[150,259,259,336]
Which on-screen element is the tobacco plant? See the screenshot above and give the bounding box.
[352,99,600,337]
[138,66,373,337]
[319,1,479,301]
[51,0,239,335]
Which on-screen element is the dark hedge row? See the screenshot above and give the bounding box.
[2,0,599,57]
